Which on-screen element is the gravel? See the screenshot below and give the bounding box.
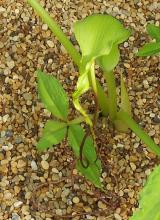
[0,0,159,219]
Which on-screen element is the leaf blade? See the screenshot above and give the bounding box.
[97,45,120,72]
[147,24,160,42]
[74,14,130,61]
[117,110,160,156]
[68,124,97,162]
[137,42,160,56]
[76,159,102,188]
[130,165,160,220]
[37,120,67,151]
[37,70,69,120]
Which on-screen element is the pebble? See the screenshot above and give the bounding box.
[72,197,80,204]
[15,136,23,144]
[2,145,12,151]
[3,114,9,123]
[130,162,136,171]
[7,60,15,69]
[42,24,48,30]
[12,213,20,220]
[0,42,4,48]
[0,137,6,145]
[153,116,160,124]
[31,160,38,171]
[52,168,59,173]
[114,213,122,220]
[5,130,13,137]
[23,93,32,101]
[98,201,106,209]
[55,209,62,215]
[41,160,49,170]
[47,40,54,48]
[124,63,130,68]
[17,160,26,168]
[14,201,23,208]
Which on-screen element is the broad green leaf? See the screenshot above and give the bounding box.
[68,124,97,162]
[76,159,102,188]
[37,120,67,151]
[147,24,160,42]
[130,165,160,220]
[37,70,69,120]
[74,14,130,63]
[97,45,120,72]
[137,42,160,56]
[116,110,160,156]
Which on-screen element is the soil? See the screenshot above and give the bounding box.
[0,0,160,220]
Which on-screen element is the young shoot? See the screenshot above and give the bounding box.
[27,0,160,188]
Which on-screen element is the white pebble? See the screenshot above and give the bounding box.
[2,145,9,151]
[31,160,38,171]
[47,40,54,48]
[14,201,23,208]
[114,213,122,220]
[42,24,48,30]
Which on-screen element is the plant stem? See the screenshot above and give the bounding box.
[104,71,117,122]
[96,81,109,116]
[117,110,160,156]
[27,0,81,66]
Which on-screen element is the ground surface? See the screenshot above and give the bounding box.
[0,0,160,219]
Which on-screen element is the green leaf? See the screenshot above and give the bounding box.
[74,14,130,63]
[73,72,92,126]
[137,42,160,56]
[76,159,102,188]
[147,24,160,42]
[130,165,160,220]
[116,110,160,156]
[68,124,102,188]
[37,70,69,120]
[97,45,120,72]
[37,120,67,151]
[68,124,97,162]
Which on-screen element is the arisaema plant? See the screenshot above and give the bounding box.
[27,0,160,188]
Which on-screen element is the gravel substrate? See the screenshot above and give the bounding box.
[0,0,160,219]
